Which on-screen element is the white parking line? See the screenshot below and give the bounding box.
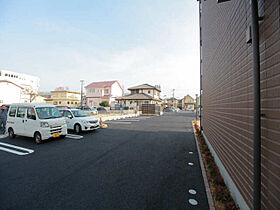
[106,122,132,124]
[0,142,34,156]
[66,134,83,139]
[117,119,140,122]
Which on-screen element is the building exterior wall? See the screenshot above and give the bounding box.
[0,70,40,93]
[182,95,195,110]
[130,88,160,99]
[46,91,80,107]
[201,0,280,209]
[86,81,123,107]
[0,82,22,104]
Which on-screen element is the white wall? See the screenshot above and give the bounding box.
[0,70,40,93]
[111,82,123,98]
[0,82,22,105]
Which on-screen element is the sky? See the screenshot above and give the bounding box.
[0,0,200,98]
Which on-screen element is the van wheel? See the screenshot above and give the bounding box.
[34,132,42,144]
[8,128,15,138]
[74,124,81,134]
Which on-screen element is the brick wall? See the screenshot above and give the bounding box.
[201,0,280,209]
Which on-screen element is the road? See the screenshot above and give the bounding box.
[0,112,209,210]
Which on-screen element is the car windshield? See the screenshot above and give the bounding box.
[36,107,62,119]
[72,110,88,117]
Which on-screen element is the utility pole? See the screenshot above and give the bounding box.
[196,94,198,121]
[172,89,175,106]
[80,80,84,107]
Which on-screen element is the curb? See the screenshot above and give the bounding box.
[192,123,215,210]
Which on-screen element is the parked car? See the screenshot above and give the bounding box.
[163,107,175,112]
[78,106,98,115]
[6,103,67,143]
[56,105,75,110]
[59,109,99,133]
[97,107,107,113]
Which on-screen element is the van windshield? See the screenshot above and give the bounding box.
[36,107,62,119]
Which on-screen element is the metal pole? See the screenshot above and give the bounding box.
[251,0,261,209]
[172,89,175,106]
[199,1,202,130]
[196,94,198,121]
[80,80,84,107]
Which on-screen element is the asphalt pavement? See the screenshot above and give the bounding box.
[0,112,209,210]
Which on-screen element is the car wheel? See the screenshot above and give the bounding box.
[60,135,66,139]
[34,132,42,144]
[8,128,15,138]
[74,124,81,134]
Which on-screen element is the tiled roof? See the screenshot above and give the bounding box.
[117,93,156,100]
[85,81,118,89]
[128,84,161,91]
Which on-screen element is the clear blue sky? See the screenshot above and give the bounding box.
[0,0,199,98]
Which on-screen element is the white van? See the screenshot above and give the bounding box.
[6,103,67,144]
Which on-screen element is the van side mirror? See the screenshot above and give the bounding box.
[67,114,73,119]
[31,115,36,120]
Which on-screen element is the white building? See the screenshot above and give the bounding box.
[0,70,40,104]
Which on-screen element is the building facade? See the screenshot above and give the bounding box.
[45,90,81,107]
[116,84,162,108]
[200,0,280,209]
[0,81,23,105]
[0,70,40,103]
[85,81,123,107]
[182,95,195,110]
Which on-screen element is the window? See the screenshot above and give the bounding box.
[62,110,73,118]
[27,108,36,120]
[136,90,139,93]
[71,102,73,104]
[61,93,65,97]
[67,101,70,104]
[54,101,57,105]
[105,89,109,94]
[9,107,17,117]
[90,88,95,93]
[59,101,61,104]
[53,93,58,97]
[148,90,151,94]
[17,107,27,118]
[36,107,61,119]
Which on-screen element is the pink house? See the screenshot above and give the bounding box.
[85,80,123,107]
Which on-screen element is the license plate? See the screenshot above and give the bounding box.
[53,133,60,138]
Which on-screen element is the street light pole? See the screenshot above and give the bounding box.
[80,80,84,107]
[172,89,175,106]
[195,94,198,121]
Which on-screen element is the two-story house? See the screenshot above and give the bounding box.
[45,90,81,107]
[116,84,162,107]
[85,80,123,107]
[182,95,194,110]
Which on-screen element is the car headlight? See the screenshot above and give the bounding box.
[82,120,89,124]
[40,122,49,127]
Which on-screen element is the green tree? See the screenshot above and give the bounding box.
[99,101,109,107]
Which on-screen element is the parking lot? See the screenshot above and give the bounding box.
[0,112,209,210]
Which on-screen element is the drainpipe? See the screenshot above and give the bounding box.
[251,0,261,210]
[199,1,202,130]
